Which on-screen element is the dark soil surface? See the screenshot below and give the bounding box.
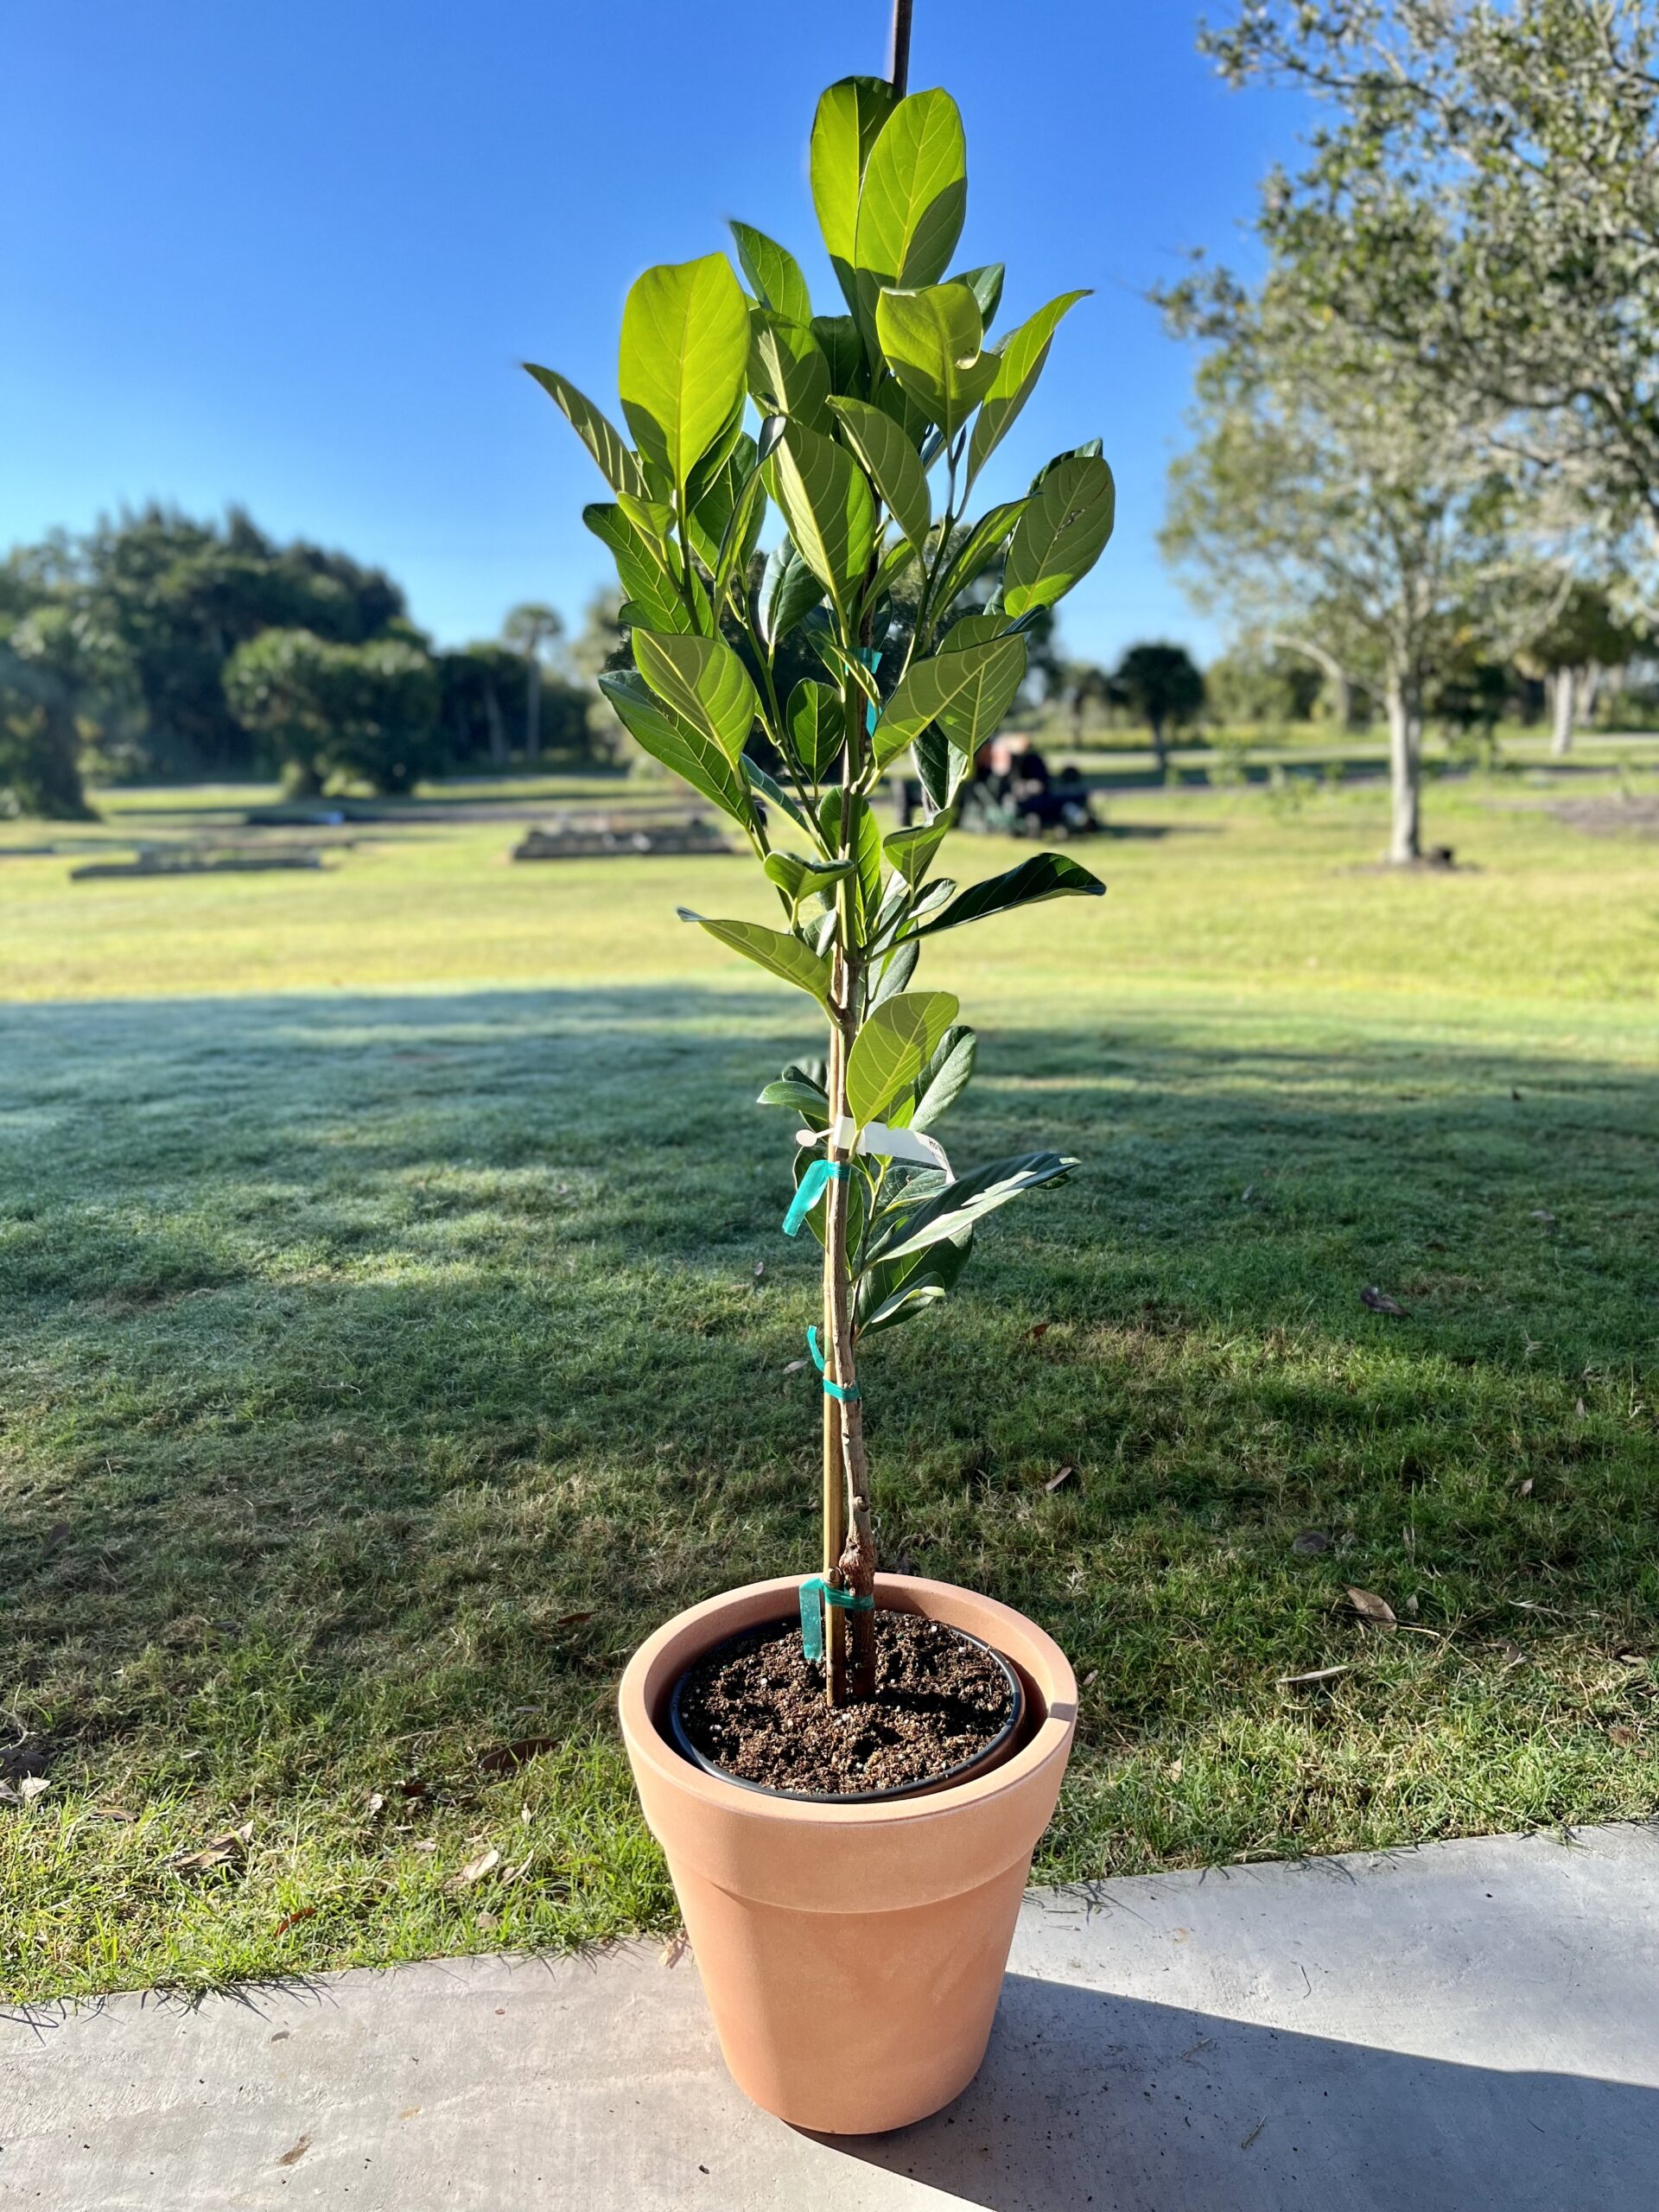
[674,1610,1016,1796]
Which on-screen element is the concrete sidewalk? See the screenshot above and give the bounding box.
[3,1823,1656,2210]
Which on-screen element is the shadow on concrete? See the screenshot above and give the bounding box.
[834,1975,1658,2211]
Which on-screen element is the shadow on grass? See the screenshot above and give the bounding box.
[0,983,1655,1842]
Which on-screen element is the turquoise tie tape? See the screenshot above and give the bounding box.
[807,1324,860,1402]
[798,1574,876,1663]
[856,645,881,737]
[782,1156,844,1237]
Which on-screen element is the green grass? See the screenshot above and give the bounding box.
[0,771,1656,2002]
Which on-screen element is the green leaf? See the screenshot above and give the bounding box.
[524,365,645,499]
[756,540,824,648]
[883,817,952,887]
[741,756,817,843]
[747,311,831,432]
[729,220,813,327]
[950,264,1005,332]
[810,315,865,395]
[785,679,843,779]
[828,396,932,557]
[582,504,694,634]
[846,989,960,1128]
[764,422,876,622]
[867,933,919,1010]
[855,91,968,319]
[810,76,899,312]
[598,673,752,828]
[855,1224,974,1338]
[874,284,996,443]
[914,727,969,813]
[870,1151,1075,1265]
[677,911,833,1005]
[633,630,760,765]
[871,636,1027,769]
[819,788,883,934]
[1002,454,1116,618]
[619,256,751,500]
[935,634,1027,751]
[908,1022,977,1130]
[967,291,1090,487]
[757,1067,830,1123]
[764,849,855,909]
[907,852,1106,939]
[930,501,1026,626]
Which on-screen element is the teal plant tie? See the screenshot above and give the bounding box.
[806,1324,860,1402]
[798,1574,876,1663]
[782,1156,844,1238]
[856,645,881,737]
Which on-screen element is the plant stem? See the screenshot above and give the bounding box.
[888,0,913,95]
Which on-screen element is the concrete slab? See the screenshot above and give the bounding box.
[3,1822,1656,2210]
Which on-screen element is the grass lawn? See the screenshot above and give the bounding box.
[0,769,1655,2001]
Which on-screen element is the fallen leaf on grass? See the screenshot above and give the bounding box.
[1576,1399,1588,1420]
[449,1848,499,1889]
[474,1910,500,1931]
[753,1260,766,1282]
[1530,1208,1557,1227]
[1027,1321,1052,1341]
[273,1905,317,1936]
[1609,1726,1639,1747]
[1360,1287,1409,1317]
[1516,1478,1535,1498]
[1346,1588,1396,1628]
[552,1611,594,1630]
[1278,1664,1351,1690]
[171,1822,253,1872]
[1292,1529,1331,1555]
[1082,1669,1098,1688]
[90,1804,136,1821]
[1499,1642,1528,1669]
[275,2136,311,2168]
[782,1357,808,1375]
[478,1738,559,1775]
[365,1792,386,1818]
[1044,1465,1077,1493]
[411,1839,438,1853]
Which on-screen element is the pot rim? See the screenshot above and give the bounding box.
[666,1610,1027,1804]
[619,1571,1077,1834]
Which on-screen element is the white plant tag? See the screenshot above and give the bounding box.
[798,1117,952,1178]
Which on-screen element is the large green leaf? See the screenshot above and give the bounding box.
[686,433,761,577]
[1001,453,1117,618]
[747,311,832,432]
[582,504,694,634]
[764,422,877,621]
[935,632,1027,751]
[633,630,759,764]
[870,1151,1075,1265]
[741,756,817,843]
[870,635,1027,769]
[619,256,751,500]
[755,539,824,648]
[967,291,1090,487]
[598,673,752,828]
[950,264,1005,332]
[929,500,1026,626]
[883,817,952,887]
[819,787,883,932]
[810,314,865,396]
[785,678,843,779]
[846,989,960,1128]
[909,1023,977,1130]
[524,365,645,499]
[874,284,997,442]
[810,76,899,312]
[729,220,813,328]
[828,397,932,557]
[677,911,833,1005]
[854,90,968,317]
[907,851,1106,939]
[855,1223,974,1338]
[764,850,856,911]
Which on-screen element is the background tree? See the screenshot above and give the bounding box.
[1060,658,1120,742]
[502,601,565,763]
[1203,643,1325,731]
[225,629,439,796]
[1202,2,1659,551]
[1522,582,1645,756]
[1113,642,1205,774]
[0,601,136,818]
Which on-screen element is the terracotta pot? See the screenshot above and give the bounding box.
[618,1571,1078,2135]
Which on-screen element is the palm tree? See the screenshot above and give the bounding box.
[502,603,564,764]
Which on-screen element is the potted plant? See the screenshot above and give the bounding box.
[528,32,1112,2135]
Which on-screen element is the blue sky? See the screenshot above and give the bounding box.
[2,3,1302,668]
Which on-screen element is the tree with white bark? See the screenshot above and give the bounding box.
[1160,291,1548,861]
[1521,582,1646,755]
